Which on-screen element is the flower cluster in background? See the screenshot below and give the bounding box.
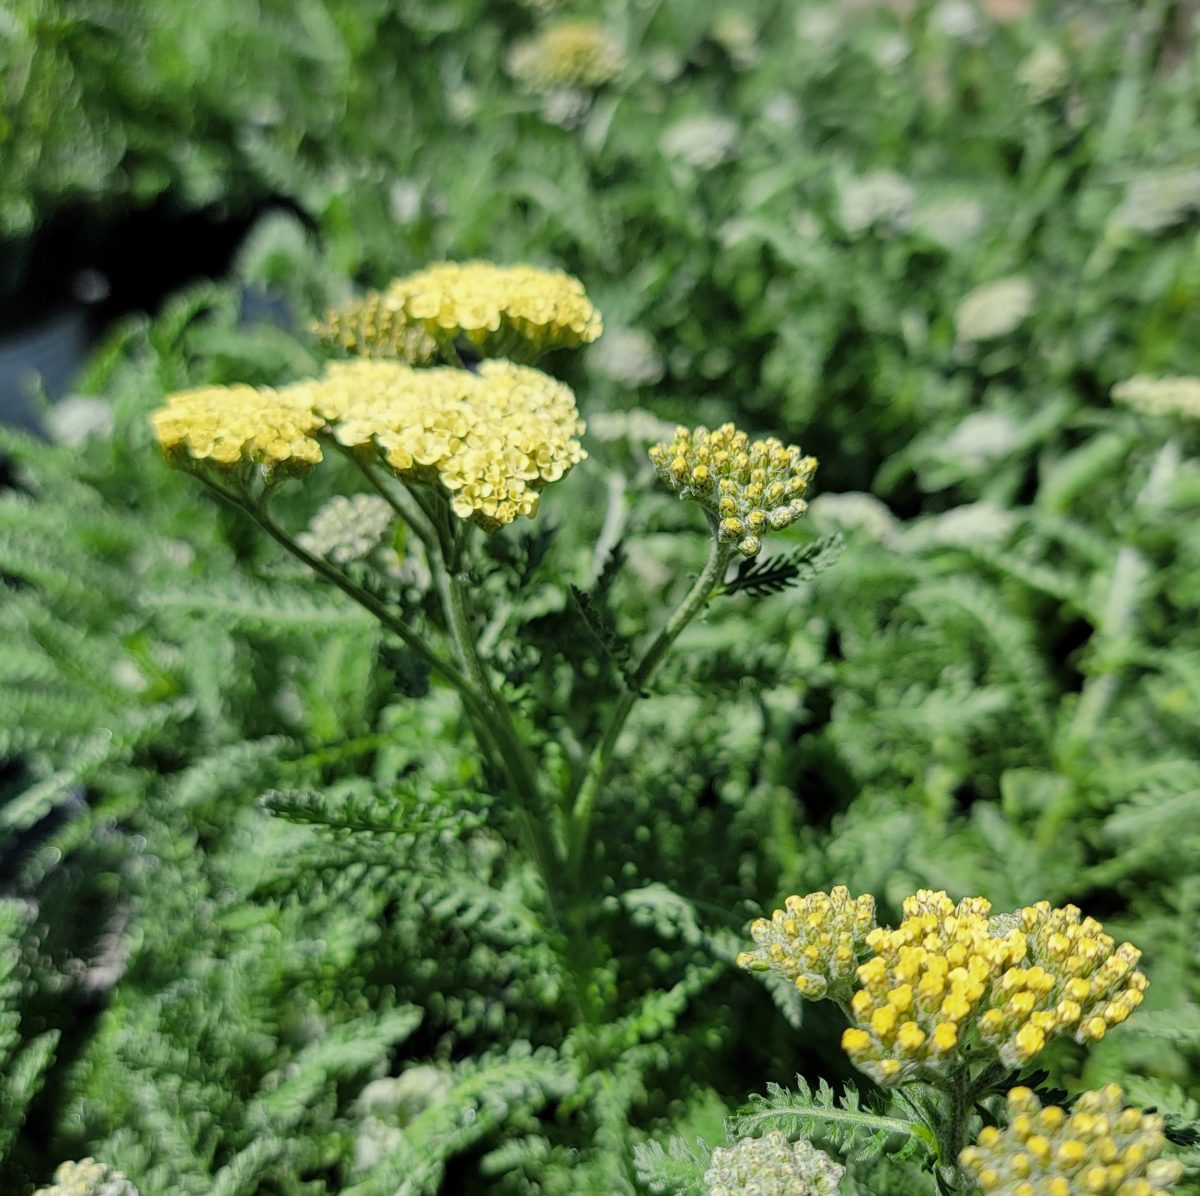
[34,1159,139,1196]
[704,1131,845,1196]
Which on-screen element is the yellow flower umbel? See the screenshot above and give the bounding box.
[150,382,324,477]
[312,289,439,365]
[649,424,817,558]
[958,1086,1183,1196]
[839,891,1148,1085]
[307,359,585,530]
[704,1131,845,1196]
[34,1158,139,1196]
[737,887,877,1003]
[381,262,602,363]
[1111,376,1200,422]
[506,20,625,93]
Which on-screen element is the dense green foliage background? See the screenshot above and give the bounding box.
[3,0,1200,1192]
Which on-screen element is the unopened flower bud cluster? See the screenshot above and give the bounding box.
[649,423,817,558]
[34,1159,139,1196]
[1111,376,1200,422]
[297,494,396,564]
[704,1131,845,1196]
[959,1085,1183,1196]
[837,891,1146,1084]
[312,289,438,364]
[736,886,877,1002]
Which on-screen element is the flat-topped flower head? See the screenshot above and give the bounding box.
[1112,376,1200,422]
[840,891,1148,1084]
[737,886,877,1003]
[312,289,439,364]
[506,21,625,93]
[383,262,602,363]
[649,423,817,558]
[150,382,324,478]
[34,1159,139,1196]
[308,359,585,530]
[959,1086,1183,1196]
[705,1131,845,1196]
[977,901,1148,1068]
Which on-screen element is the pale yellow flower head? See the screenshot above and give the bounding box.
[34,1158,139,1196]
[737,886,877,1002]
[839,890,1147,1085]
[308,359,585,530]
[649,423,817,558]
[959,1086,1183,1196]
[1112,375,1200,422]
[506,20,625,92]
[151,382,324,476]
[384,262,602,363]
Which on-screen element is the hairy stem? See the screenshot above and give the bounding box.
[565,532,732,869]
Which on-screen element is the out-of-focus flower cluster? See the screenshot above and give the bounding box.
[1112,376,1200,422]
[955,276,1035,343]
[308,359,585,529]
[838,891,1146,1084]
[704,1131,845,1196]
[736,886,877,1002]
[649,423,817,558]
[150,382,325,475]
[297,494,396,564]
[34,1159,139,1196]
[959,1085,1183,1196]
[660,114,740,170]
[506,21,624,93]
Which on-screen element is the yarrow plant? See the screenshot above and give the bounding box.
[639,887,1185,1196]
[33,1159,139,1196]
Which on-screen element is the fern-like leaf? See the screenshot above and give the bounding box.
[722,533,843,599]
[633,1136,713,1195]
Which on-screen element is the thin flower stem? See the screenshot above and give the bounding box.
[565,531,732,869]
[338,446,437,554]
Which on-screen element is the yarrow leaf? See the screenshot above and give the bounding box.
[721,532,843,598]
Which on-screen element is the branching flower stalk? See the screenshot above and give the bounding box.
[150,261,822,1025]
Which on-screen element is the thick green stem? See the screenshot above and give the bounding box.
[565,533,732,869]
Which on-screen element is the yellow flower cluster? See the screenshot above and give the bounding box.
[383,262,603,362]
[506,20,625,93]
[34,1158,139,1196]
[648,424,817,558]
[150,382,324,475]
[309,359,586,529]
[736,887,877,1002]
[959,1086,1183,1196]
[1111,376,1200,422]
[839,892,1147,1085]
[704,1131,845,1196]
[312,289,439,365]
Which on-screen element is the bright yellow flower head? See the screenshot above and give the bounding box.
[506,20,625,93]
[312,289,439,365]
[737,886,877,1002]
[959,1086,1183,1196]
[837,891,1148,1084]
[383,262,602,363]
[649,423,817,558]
[150,382,324,476]
[308,359,585,530]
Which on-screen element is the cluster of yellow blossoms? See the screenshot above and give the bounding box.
[304,359,584,528]
[649,424,817,558]
[1111,375,1200,422]
[34,1159,138,1196]
[506,20,625,93]
[839,891,1146,1084]
[312,288,439,365]
[150,382,324,476]
[959,1086,1183,1196]
[704,1131,845,1196]
[736,886,877,1003]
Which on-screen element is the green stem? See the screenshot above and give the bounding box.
[565,533,732,870]
[933,1067,973,1194]
[339,447,437,555]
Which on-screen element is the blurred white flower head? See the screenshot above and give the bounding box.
[955,277,1035,343]
[661,114,739,170]
[589,327,665,388]
[838,170,917,236]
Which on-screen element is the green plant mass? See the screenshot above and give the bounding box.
[3,1,1200,1194]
